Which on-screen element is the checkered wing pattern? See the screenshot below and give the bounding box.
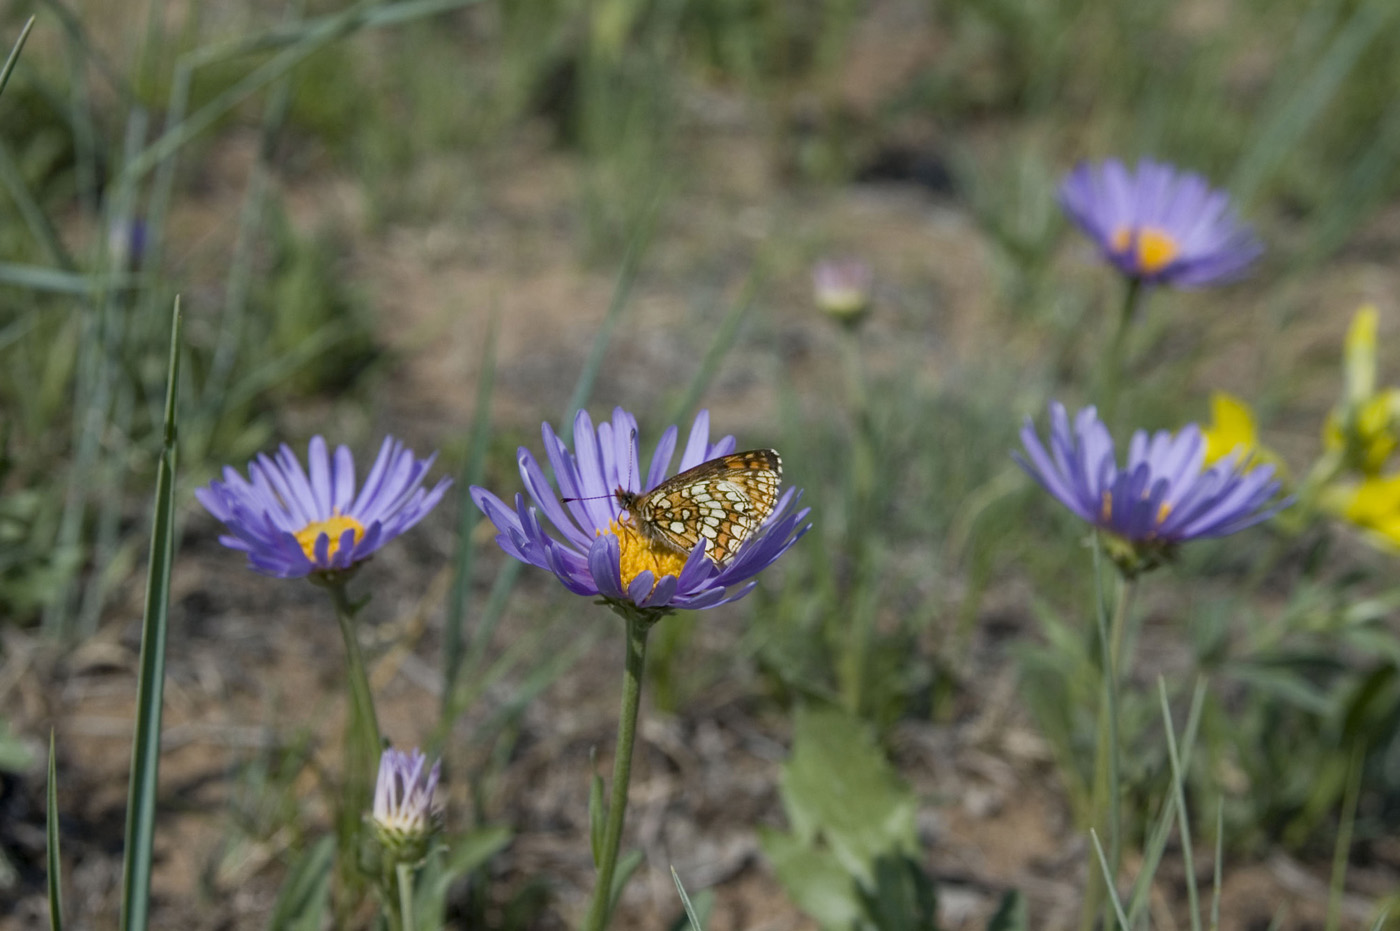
[616,449,782,566]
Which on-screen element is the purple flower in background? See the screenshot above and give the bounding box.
[1059,159,1262,288]
[471,408,809,612]
[371,747,442,858]
[197,436,450,578]
[812,257,874,325]
[1015,403,1285,571]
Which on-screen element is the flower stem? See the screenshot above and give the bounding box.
[1081,541,1133,931]
[395,861,416,931]
[583,609,652,931]
[318,575,383,915]
[1099,277,1146,427]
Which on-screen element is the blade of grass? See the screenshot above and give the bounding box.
[1158,677,1200,931]
[1324,742,1364,931]
[46,731,63,931]
[671,866,706,931]
[561,222,652,443]
[118,300,182,931]
[124,0,489,186]
[443,309,498,712]
[1090,829,1131,931]
[1230,0,1398,209]
[662,265,761,428]
[0,15,35,98]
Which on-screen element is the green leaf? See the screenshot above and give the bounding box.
[46,732,63,931]
[779,705,917,883]
[758,827,863,930]
[856,854,939,931]
[669,867,713,931]
[0,16,34,100]
[266,837,335,931]
[118,301,182,931]
[608,849,645,913]
[413,825,513,929]
[988,889,1028,931]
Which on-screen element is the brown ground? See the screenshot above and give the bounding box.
[4,5,1400,929]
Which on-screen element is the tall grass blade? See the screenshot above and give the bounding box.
[562,224,652,443]
[1230,0,1398,208]
[0,16,35,98]
[119,301,182,931]
[671,866,707,931]
[663,267,760,428]
[46,731,63,931]
[444,310,498,712]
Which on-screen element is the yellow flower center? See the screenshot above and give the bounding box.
[1157,501,1172,525]
[1110,225,1180,275]
[294,513,366,562]
[609,519,689,590]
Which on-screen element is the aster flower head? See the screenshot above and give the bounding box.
[812,257,874,327]
[196,436,451,579]
[1059,158,1262,288]
[1015,402,1286,575]
[470,408,810,615]
[370,747,442,862]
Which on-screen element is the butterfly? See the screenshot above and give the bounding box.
[614,449,782,567]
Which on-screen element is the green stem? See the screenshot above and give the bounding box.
[583,609,652,931]
[317,574,383,917]
[1099,277,1146,427]
[396,861,416,931]
[324,576,383,782]
[1081,541,1133,931]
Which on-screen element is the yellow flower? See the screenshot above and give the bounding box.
[1321,306,1400,476]
[1324,474,1400,550]
[1344,305,1378,406]
[1200,392,1288,478]
[1324,388,1400,476]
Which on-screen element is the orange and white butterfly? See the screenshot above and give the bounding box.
[613,449,782,567]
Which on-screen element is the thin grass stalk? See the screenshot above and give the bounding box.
[1158,677,1201,931]
[582,609,652,931]
[1089,829,1131,931]
[33,0,136,101]
[122,0,488,188]
[118,300,182,931]
[46,731,63,931]
[0,16,34,95]
[662,267,760,427]
[1324,742,1365,931]
[1230,0,1398,210]
[444,311,498,713]
[1210,803,1223,931]
[73,112,150,639]
[1082,539,1130,931]
[564,223,652,436]
[1125,678,1207,927]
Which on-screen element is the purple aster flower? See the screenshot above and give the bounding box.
[470,407,810,612]
[1059,158,1262,288]
[812,257,874,325]
[197,436,451,578]
[371,747,442,860]
[1015,403,1286,572]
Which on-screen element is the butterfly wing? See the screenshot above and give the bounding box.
[639,449,782,566]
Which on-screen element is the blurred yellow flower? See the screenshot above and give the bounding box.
[1200,392,1287,477]
[1324,389,1400,475]
[1324,474,1400,550]
[1343,305,1378,406]
[1322,305,1400,476]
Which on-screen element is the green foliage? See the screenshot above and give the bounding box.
[759,705,936,931]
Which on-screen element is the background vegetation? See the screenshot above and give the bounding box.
[3,0,1400,927]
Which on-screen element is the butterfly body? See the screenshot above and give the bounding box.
[614,449,782,567]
